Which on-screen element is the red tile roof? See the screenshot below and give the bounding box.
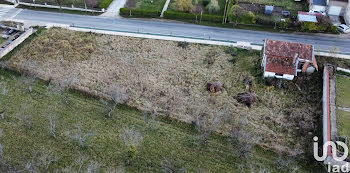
[264,39,315,76]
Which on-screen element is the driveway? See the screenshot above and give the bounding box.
[100,0,127,17]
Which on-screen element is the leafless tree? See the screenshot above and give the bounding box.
[49,114,58,139]
[276,157,300,173]
[100,83,128,117]
[48,74,77,105]
[66,125,95,148]
[16,105,32,130]
[120,128,143,147]
[0,83,9,120]
[143,102,158,131]
[86,160,100,173]
[106,166,125,173]
[24,148,59,173]
[160,152,185,173]
[193,110,226,145]
[19,60,40,93]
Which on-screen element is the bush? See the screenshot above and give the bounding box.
[228,5,256,24]
[255,14,278,25]
[119,8,161,18]
[163,11,222,23]
[98,0,112,9]
[174,0,194,13]
[206,0,220,14]
[279,19,290,29]
[300,22,337,33]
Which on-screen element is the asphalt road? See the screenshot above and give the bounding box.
[11,9,350,52]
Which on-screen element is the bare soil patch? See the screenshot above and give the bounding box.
[4,28,319,154]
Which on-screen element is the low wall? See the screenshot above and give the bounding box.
[0,27,33,58]
[18,1,104,13]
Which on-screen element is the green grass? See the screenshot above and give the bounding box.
[0,67,323,172]
[336,75,350,108]
[17,5,103,16]
[336,109,350,147]
[237,0,306,12]
[136,0,166,11]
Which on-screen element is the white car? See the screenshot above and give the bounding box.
[337,24,350,33]
[309,10,326,16]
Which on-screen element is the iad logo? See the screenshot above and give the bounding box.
[313,136,349,162]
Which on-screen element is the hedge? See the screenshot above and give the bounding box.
[120,8,161,18]
[300,22,338,33]
[163,11,222,23]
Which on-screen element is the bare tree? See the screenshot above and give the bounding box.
[100,83,128,117]
[16,105,32,130]
[24,148,59,173]
[19,60,40,93]
[276,156,300,173]
[86,161,100,173]
[49,74,78,105]
[160,152,185,173]
[120,128,143,165]
[143,102,158,131]
[49,114,58,139]
[0,83,9,120]
[66,125,95,148]
[193,110,226,145]
[106,166,125,173]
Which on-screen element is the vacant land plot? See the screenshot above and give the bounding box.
[4,28,322,155]
[0,68,324,172]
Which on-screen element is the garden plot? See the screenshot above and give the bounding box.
[4,28,322,154]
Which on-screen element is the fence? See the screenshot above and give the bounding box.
[0,27,33,58]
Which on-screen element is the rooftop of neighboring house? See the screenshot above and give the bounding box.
[263,39,316,76]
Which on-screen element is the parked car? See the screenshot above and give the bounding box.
[337,24,350,33]
[309,10,326,16]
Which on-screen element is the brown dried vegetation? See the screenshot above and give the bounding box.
[4,28,319,154]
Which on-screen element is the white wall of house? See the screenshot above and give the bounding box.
[263,72,295,80]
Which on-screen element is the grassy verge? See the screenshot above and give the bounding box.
[336,75,350,108]
[135,0,166,11]
[17,5,103,16]
[0,68,323,172]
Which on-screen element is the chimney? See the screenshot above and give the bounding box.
[293,53,299,64]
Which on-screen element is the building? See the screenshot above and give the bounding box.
[262,39,318,80]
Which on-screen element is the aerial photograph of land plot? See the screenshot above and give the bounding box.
[0,0,349,172]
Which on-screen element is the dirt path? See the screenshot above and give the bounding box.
[100,0,127,17]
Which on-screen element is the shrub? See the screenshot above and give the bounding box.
[300,22,336,33]
[256,14,278,25]
[119,8,161,18]
[279,19,290,29]
[98,0,112,9]
[206,0,220,14]
[228,5,256,24]
[163,11,222,23]
[174,0,194,13]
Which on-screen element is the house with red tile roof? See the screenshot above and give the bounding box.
[262,39,318,80]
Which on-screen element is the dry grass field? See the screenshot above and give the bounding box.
[4,28,321,154]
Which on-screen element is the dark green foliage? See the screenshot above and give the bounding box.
[98,0,113,9]
[120,8,161,18]
[163,11,222,23]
